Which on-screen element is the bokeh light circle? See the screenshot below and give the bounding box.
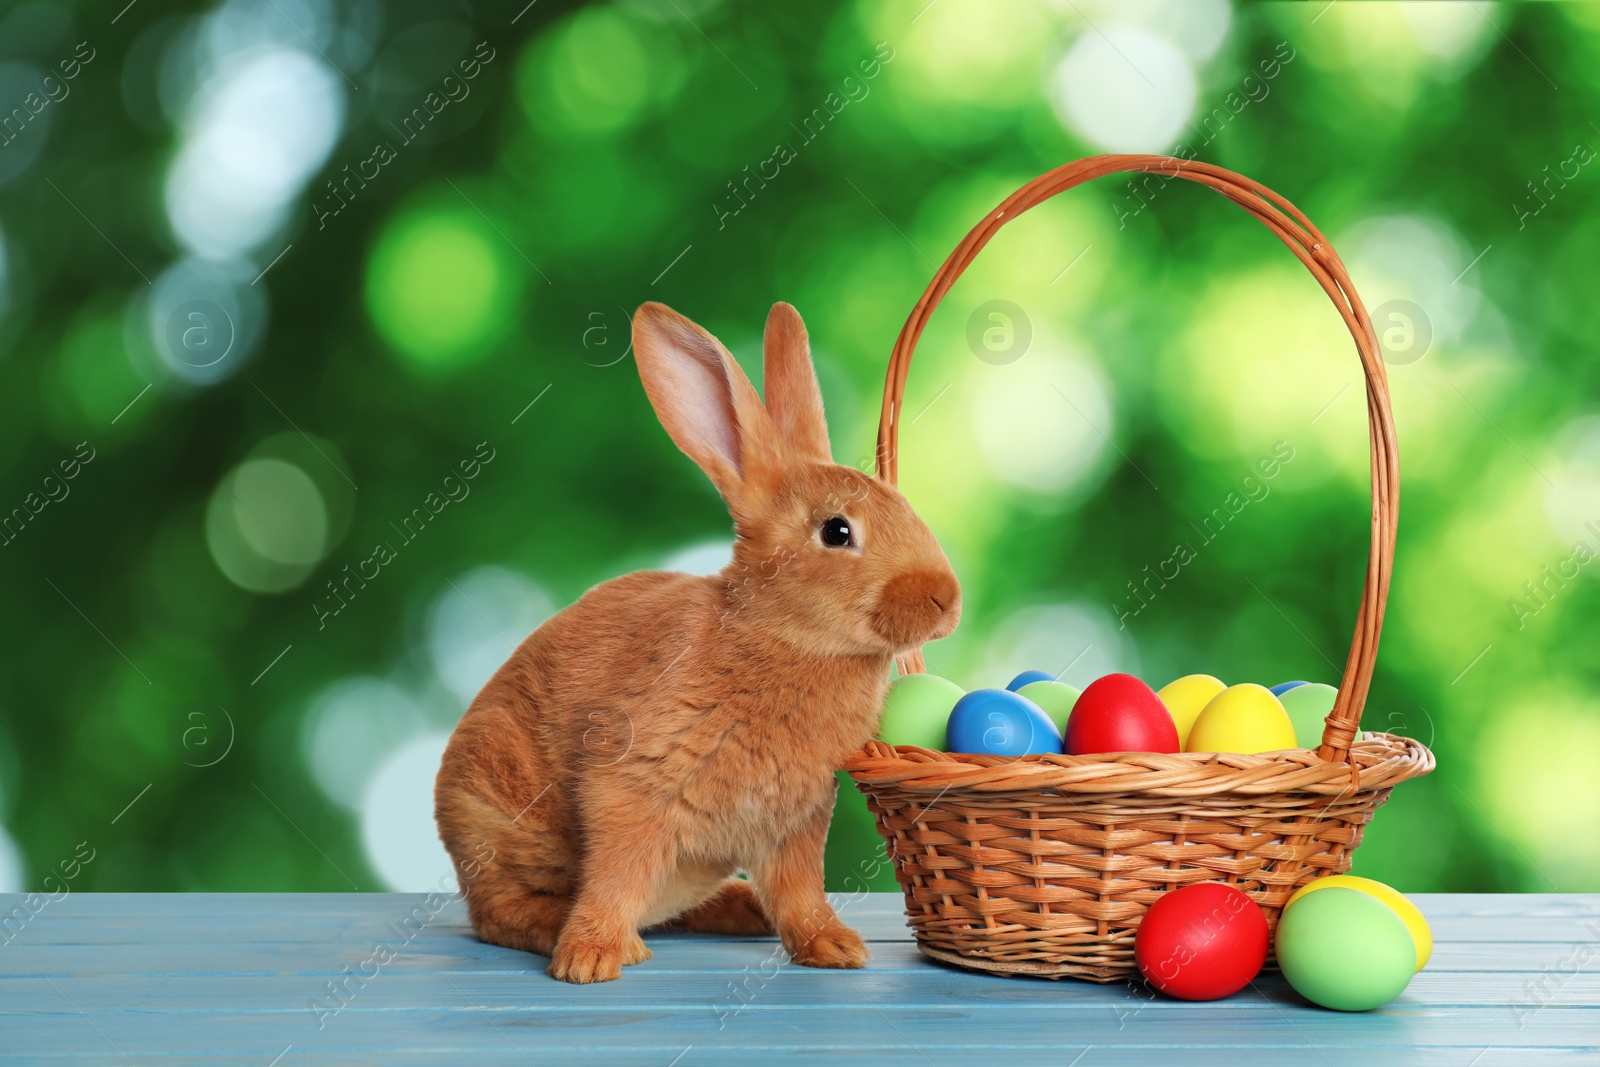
[0,822,22,892]
[55,307,146,429]
[205,457,330,592]
[365,205,518,372]
[0,64,51,187]
[966,300,1033,366]
[1370,298,1433,366]
[165,299,235,368]
[360,733,455,892]
[661,540,733,577]
[1545,415,1600,548]
[1346,215,1478,350]
[302,678,427,812]
[972,349,1112,496]
[164,47,344,261]
[146,257,265,386]
[885,0,1053,111]
[0,223,10,335]
[427,567,554,704]
[520,8,657,135]
[1479,695,1600,887]
[233,459,328,565]
[1051,25,1196,152]
[974,601,1137,691]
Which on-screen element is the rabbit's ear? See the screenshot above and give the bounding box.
[632,302,781,509]
[762,302,832,463]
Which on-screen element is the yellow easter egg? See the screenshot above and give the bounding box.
[1156,674,1226,749]
[1287,874,1432,971]
[1185,683,1298,754]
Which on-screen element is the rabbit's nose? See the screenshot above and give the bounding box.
[871,567,961,648]
[926,571,961,631]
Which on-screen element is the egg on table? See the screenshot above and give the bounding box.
[877,673,965,750]
[1135,882,1269,1000]
[946,689,1062,756]
[1286,874,1432,971]
[1156,674,1226,749]
[1186,683,1298,754]
[1064,673,1180,755]
[1275,886,1418,1010]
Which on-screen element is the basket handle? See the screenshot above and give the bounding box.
[874,154,1397,765]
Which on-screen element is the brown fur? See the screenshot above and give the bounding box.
[435,302,960,983]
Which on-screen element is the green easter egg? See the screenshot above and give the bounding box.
[1287,875,1433,971]
[1015,680,1082,732]
[1276,887,1416,1011]
[1278,682,1339,749]
[878,673,965,749]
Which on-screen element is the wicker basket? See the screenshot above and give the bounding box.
[843,154,1435,983]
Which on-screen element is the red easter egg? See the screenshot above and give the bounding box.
[1135,883,1269,1001]
[1064,673,1179,754]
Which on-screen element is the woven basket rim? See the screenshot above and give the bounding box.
[844,731,1433,796]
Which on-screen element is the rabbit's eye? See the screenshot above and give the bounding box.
[820,516,853,548]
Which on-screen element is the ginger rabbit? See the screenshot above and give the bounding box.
[435,301,959,983]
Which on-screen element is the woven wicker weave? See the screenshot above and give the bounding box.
[843,154,1435,982]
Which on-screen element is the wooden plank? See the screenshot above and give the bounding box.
[6,1046,1600,1067]
[13,892,1598,929]
[9,1000,1600,1055]
[7,927,1590,985]
[1,966,1594,1012]
[12,912,1594,947]
[1,936,1592,978]
[3,893,1598,1066]
[14,891,1600,919]
[7,1047,1600,1067]
[11,893,1599,945]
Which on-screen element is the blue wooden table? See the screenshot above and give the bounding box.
[3,892,1594,1065]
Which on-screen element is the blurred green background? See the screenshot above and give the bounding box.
[1,0,1595,900]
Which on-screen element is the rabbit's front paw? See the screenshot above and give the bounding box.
[789,922,869,970]
[548,936,628,984]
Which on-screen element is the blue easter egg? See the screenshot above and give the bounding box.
[1006,669,1056,692]
[946,689,1063,756]
[1270,680,1311,697]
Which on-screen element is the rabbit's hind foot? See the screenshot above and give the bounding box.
[468,884,570,959]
